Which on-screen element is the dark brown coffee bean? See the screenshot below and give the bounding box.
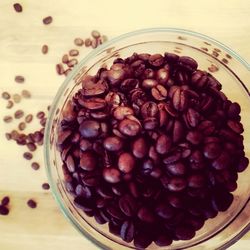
[119,118,141,137]
[27,142,36,152]
[113,106,134,120]
[27,199,37,208]
[42,44,48,54]
[120,78,139,92]
[23,152,33,160]
[79,151,97,171]
[166,162,186,176]
[120,221,134,242]
[179,56,198,71]
[81,171,100,187]
[2,91,10,100]
[43,16,53,25]
[149,54,164,67]
[168,177,187,192]
[132,137,148,159]
[141,101,158,119]
[212,151,230,170]
[103,167,121,183]
[173,119,184,143]
[74,196,93,212]
[31,162,40,170]
[0,205,9,215]
[42,183,50,190]
[106,205,125,220]
[13,3,22,12]
[79,120,101,138]
[172,88,188,111]
[91,30,101,39]
[14,109,24,119]
[118,152,135,173]
[142,79,158,89]
[134,231,152,249]
[75,185,91,198]
[79,97,106,111]
[66,155,75,172]
[186,108,200,127]
[186,130,203,145]
[56,63,65,75]
[69,49,79,57]
[137,207,155,223]
[165,52,179,63]
[227,102,241,119]
[107,69,126,86]
[188,174,206,188]
[175,225,195,240]
[198,120,215,135]
[151,85,168,101]
[155,203,175,219]
[237,156,249,172]
[227,120,243,134]
[1,196,10,206]
[155,234,173,247]
[119,194,138,217]
[211,186,233,212]
[156,68,170,84]
[203,142,222,159]
[156,134,172,154]
[143,117,158,130]
[67,58,78,67]
[103,136,123,152]
[6,100,14,109]
[15,75,25,83]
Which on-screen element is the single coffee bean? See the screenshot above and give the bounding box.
[151,85,168,101]
[120,78,139,92]
[120,220,135,242]
[103,136,123,151]
[79,151,97,171]
[134,231,153,249]
[119,118,141,137]
[203,142,222,159]
[27,142,36,152]
[79,97,106,110]
[106,205,125,220]
[74,38,84,46]
[167,177,187,192]
[212,151,231,170]
[103,168,121,183]
[42,183,50,190]
[186,108,200,127]
[211,186,233,212]
[154,234,173,247]
[23,152,33,160]
[1,196,10,206]
[14,109,24,119]
[166,162,186,176]
[227,102,241,119]
[132,137,148,159]
[179,56,198,71]
[13,3,22,12]
[175,225,196,240]
[31,162,40,170]
[237,156,249,172]
[43,16,53,25]
[149,54,164,67]
[156,134,172,154]
[188,174,206,188]
[69,49,79,57]
[119,194,138,217]
[27,199,37,208]
[79,120,101,138]
[155,203,175,219]
[141,101,159,118]
[113,106,134,120]
[137,206,155,223]
[186,130,203,145]
[42,44,48,54]
[0,205,9,215]
[74,196,93,212]
[3,115,13,123]
[227,120,243,134]
[156,68,170,84]
[143,117,158,130]
[173,119,184,143]
[118,152,135,173]
[142,79,158,89]
[15,75,25,83]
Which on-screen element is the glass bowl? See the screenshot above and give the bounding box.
[44,28,250,250]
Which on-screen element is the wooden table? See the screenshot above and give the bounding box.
[0,0,249,249]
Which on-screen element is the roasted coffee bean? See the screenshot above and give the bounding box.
[186,130,203,145]
[42,44,48,54]
[155,203,175,219]
[106,205,125,220]
[1,196,10,206]
[118,194,138,217]
[203,142,222,159]
[186,108,200,127]
[69,49,79,57]
[81,79,108,97]
[141,101,159,118]
[27,142,36,152]
[188,174,206,188]
[165,52,179,63]
[74,196,93,212]
[23,152,33,160]
[66,155,75,172]
[13,3,22,12]
[168,177,187,192]
[212,151,230,170]
[113,106,134,120]
[14,109,24,119]
[227,102,241,119]
[119,118,141,136]
[103,136,123,151]
[103,168,121,183]
[166,162,186,176]
[15,75,25,83]
[118,152,135,173]
[81,171,100,186]
[173,119,184,143]
[237,156,249,172]
[74,37,84,46]
[155,234,173,247]
[134,231,152,249]
[132,137,148,159]
[79,97,106,110]
[211,186,233,212]
[43,16,53,25]
[79,151,97,171]
[0,205,9,215]
[149,54,164,67]
[31,162,40,170]
[142,79,158,89]
[156,134,172,154]
[120,221,134,242]
[79,120,101,138]
[227,120,243,134]
[179,56,198,71]
[42,183,50,190]
[27,199,37,209]
[172,88,188,111]
[156,67,170,84]
[143,117,158,130]
[137,207,155,223]
[175,225,196,240]
[151,85,168,101]
[120,78,139,92]
[142,159,154,175]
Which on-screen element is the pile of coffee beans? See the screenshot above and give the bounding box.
[57,52,248,248]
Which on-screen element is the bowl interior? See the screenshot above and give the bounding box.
[45,30,250,250]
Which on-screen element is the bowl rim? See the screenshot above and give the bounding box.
[44,27,250,250]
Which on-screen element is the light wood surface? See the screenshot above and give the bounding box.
[0,0,249,249]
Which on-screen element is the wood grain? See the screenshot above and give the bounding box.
[0,0,249,249]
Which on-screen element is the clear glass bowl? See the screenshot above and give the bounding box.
[44,28,250,250]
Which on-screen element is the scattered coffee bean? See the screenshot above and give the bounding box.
[69,49,79,57]
[56,63,65,75]
[15,75,25,83]
[42,183,50,190]
[23,152,33,160]
[85,38,92,47]
[13,93,21,103]
[2,92,10,100]
[6,100,14,109]
[13,3,22,12]
[3,115,13,123]
[91,30,101,39]
[41,44,49,54]
[43,16,53,25]
[27,199,37,208]
[0,205,9,215]
[18,122,26,131]
[21,89,31,98]
[1,196,10,206]
[31,162,40,170]
[36,111,45,119]
[14,109,24,119]
[25,114,33,123]
[27,142,36,152]
[67,58,78,67]
[74,38,84,46]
